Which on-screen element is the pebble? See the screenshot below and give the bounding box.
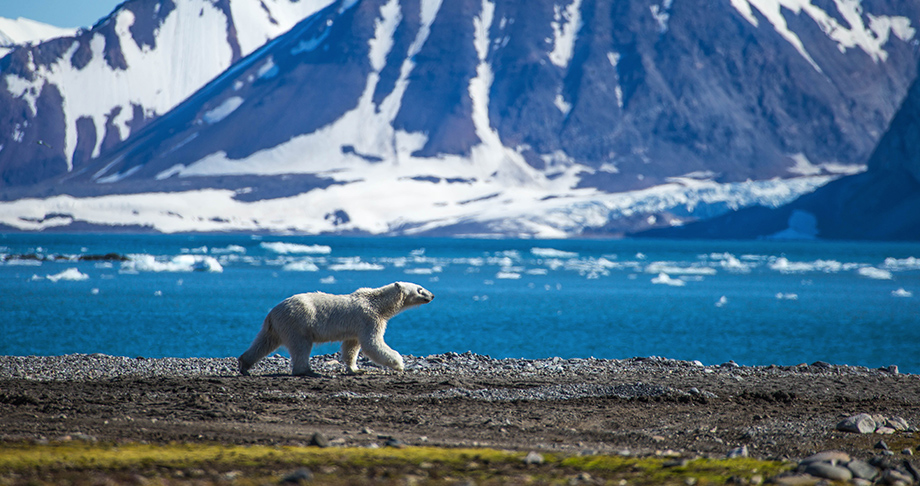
[836,413,877,434]
[309,432,328,448]
[837,413,914,435]
[523,451,544,465]
[845,459,879,481]
[726,445,749,458]
[787,450,918,485]
[280,468,313,484]
[803,463,851,481]
[800,451,850,465]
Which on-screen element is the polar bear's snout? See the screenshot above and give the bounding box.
[408,285,434,306]
[418,287,434,302]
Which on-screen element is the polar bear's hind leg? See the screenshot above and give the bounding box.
[341,339,363,374]
[238,316,281,375]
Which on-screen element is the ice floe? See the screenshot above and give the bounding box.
[891,288,913,298]
[857,267,893,280]
[38,268,90,282]
[121,254,223,273]
[260,242,332,254]
[651,272,685,286]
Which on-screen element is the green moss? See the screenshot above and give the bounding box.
[0,442,794,485]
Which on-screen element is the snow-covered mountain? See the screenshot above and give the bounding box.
[0,0,335,186]
[0,17,77,58]
[1,0,919,237]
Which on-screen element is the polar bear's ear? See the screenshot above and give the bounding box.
[394,282,403,290]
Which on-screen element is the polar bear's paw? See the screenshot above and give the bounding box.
[238,357,251,376]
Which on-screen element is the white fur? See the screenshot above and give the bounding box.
[238,282,433,376]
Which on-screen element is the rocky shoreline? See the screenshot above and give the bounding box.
[2,353,920,484]
[0,352,908,383]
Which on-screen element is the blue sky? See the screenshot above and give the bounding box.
[1,0,123,28]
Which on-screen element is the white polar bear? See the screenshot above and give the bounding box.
[238,282,434,376]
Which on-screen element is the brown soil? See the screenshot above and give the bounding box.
[2,355,920,462]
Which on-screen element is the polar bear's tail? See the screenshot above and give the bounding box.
[238,314,281,376]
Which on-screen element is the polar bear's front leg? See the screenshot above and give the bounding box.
[341,339,363,374]
[358,331,404,372]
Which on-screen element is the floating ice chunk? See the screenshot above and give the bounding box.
[715,295,728,307]
[260,242,332,254]
[282,261,320,272]
[858,267,893,280]
[405,267,441,274]
[710,253,751,272]
[531,247,578,258]
[328,258,384,271]
[775,292,798,300]
[770,257,844,273]
[651,272,684,286]
[645,262,717,276]
[212,245,246,254]
[884,257,920,270]
[43,268,90,282]
[496,271,521,279]
[526,268,549,275]
[891,288,913,298]
[121,254,223,273]
[320,276,336,284]
[5,258,41,266]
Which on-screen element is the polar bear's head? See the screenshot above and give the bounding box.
[395,281,434,308]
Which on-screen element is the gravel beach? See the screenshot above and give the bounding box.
[2,353,919,465]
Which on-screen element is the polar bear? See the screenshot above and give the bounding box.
[238,282,434,377]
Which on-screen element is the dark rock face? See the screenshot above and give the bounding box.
[647,62,920,241]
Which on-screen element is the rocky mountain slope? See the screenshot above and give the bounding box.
[1,0,918,236]
[642,61,920,241]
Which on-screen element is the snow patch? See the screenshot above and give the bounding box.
[554,92,572,115]
[0,16,76,56]
[731,0,916,71]
[257,58,279,79]
[202,96,244,125]
[548,0,583,68]
[368,0,402,72]
[650,0,673,33]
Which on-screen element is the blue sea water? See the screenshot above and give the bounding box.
[2,233,919,373]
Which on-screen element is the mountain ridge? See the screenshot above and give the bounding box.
[1,0,919,237]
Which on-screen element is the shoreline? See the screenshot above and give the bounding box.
[1,352,912,383]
